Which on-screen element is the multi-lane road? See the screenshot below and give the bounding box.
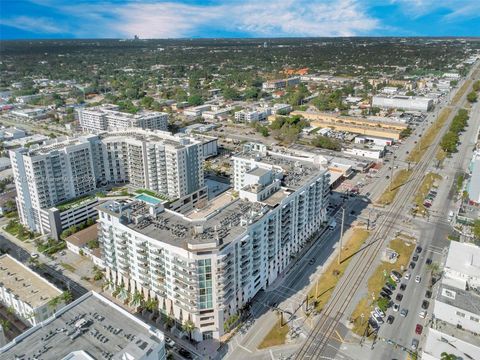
[292,61,480,360]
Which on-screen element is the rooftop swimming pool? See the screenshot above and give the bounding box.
[135,193,162,205]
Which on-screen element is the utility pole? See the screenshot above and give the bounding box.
[338,207,345,265]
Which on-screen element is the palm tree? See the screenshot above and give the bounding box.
[61,291,73,304]
[0,320,10,333]
[440,353,457,360]
[164,314,175,330]
[129,291,144,308]
[103,279,115,291]
[182,319,195,341]
[117,286,129,302]
[47,296,61,310]
[145,298,159,313]
[427,262,441,275]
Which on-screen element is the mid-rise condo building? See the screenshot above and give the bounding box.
[78,105,169,133]
[10,130,205,235]
[98,143,329,341]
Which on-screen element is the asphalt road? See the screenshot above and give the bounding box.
[0,234,88,298]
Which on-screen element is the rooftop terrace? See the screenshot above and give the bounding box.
[98,196,266,249]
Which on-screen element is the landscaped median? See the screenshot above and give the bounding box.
[413,173,442,216]
[376,169,413,206]
[452,79,472,105]
[407,107,452,163]
[258,318,290,349]
[308,228,371,312]
[349,237,416,336]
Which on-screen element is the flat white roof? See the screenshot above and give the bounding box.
[0,254,63,308]
[445,241,480,279]
[422,327,480,360]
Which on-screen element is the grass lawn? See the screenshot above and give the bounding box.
[436,148,447,162]
[350,238,415,336]
[407,107,452,163]
[377,169,412,205]
[452,79,472,105]
[60,262,76,272]
[308,228,370,312]
[257,318,290,349]
[413,173,442,216]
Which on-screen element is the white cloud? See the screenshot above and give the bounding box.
[0,15,64,33]
[389,0,480,20]
[57,0,380,38]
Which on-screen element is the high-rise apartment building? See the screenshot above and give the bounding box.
[97,143,329,341]
[77,105,169,133]
[10,130,205,234]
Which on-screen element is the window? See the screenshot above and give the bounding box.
[456,311,466,318]
[470,316,479,323]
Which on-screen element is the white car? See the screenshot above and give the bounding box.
[393,303,400,312]
[374,307,385,318]
[31,253,39,259]
[371,312,384,324]
[419,311,427,319]
[415,275,421,283]
[404,272,411,280]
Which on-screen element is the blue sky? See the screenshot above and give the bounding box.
[1,0,479,39]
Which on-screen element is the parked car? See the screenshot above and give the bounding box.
[374,307,386,318]
[400,283,407,291]
[380,291,391,300]
[178,348,193,359]
[416,246,422,253]
[387,315,395,324]
[425,290,432,299]
[426,258,432,265]
[419,311,427,319]
[422,300,430,310]
[393,303,400,312]
[382,287,393,296]
[386,283,396,291]
[411,339,419,350]
[371,312,384,324]
[415,275,422,283]
[415,324,423,335]
[412,254,419,262]
[165,337,175,348]
[309,258,315,265]
[409,262,416,269]
[396,293,403,302]
[369,318,379,330]
[404,272,411,280]
[400,308,408,317]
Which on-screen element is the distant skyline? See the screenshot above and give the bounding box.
[1,0,480,40]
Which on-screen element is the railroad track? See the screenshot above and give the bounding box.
[294,65,479,359]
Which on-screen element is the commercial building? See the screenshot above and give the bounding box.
[290,110,407,140]
[10,108,48,120]
[0,127,26,141]
[98,143,330,341]
[235,109,270,122]
[0,291,166,360]
[262,77,300,91]
[183,105,211,117]
[10,130,205,235]
[0,254,64,326]
[78,105,169,133]
[271,103,292,115]
[467,151,480,205]
[422,327,480,360]
[65,224,104,268]
[372,95,433,112]
[443,241,480,290]
[422,241,480,359]
[343,144,386,160]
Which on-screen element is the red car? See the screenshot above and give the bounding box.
[415,324,423,335]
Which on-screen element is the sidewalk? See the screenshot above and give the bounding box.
[0,226,100,294]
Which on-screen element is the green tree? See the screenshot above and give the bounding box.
[440,353,457,360]
[473,219,480,239]
[377,297,389,312]
[311,135,342,151]
[473,80,480,92]
[129,291,144,308]
[467,91,477,103]
[188,94,203,106]
[0,320,11,333]
[182,319,195,341]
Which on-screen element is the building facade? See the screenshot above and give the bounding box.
[98,145,330,341]
[372,95,433,111]
[10,130,205,234]
[78,105,169,133]
[0,255,64,327]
